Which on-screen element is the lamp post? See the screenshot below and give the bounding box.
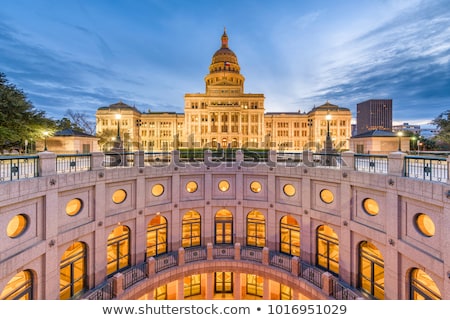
[411,136,417,154]
[397,131,403,151]
[43,131,49,151]
[136,119,142,151]
[325,113,332,152]
[115,114,122,143]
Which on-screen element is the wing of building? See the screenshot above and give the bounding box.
[96,29,352,152]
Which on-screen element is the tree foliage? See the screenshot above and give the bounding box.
[431,110,450,149]
[0,73,55,152]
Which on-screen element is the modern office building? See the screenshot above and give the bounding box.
[356,99,393,135]
[96,30,352,152]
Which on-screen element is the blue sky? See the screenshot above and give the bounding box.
[1,0,449,126]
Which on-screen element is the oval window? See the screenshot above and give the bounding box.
[112,189,127,204]
[320,189,334,204]
[218,180,230,192]
[250,181,262,193]
[415,213,435,237]
[283,184,296,197]
[7,214,28,238]
[66,198,83,216]
[363,198,379,216]
[151,184,164,197]
[186,181,198,193]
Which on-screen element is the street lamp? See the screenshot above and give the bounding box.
[115,113,122,144]
[136,119,142,151]
[411,136,417,154]
[43,131,49,151]
[325,112,332,152]
[397,131,403,151]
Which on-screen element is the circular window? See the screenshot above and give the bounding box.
[283,184,296,197]
[151,184,164,197]
[218,180,230,192]
[186,181,198,193]
[66,198,83,216]
[250,181,262,193]
[320,189,334,204]
[7,214,28,238]
[112,189,127,204]
[415,213,435,237]
[363,198,379,216]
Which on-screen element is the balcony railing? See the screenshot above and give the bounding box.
[82,244,361,301]
[1,150,449,184]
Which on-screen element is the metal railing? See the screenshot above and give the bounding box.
[185,246,207,263]
[241,246,263,262]
[269,252,292,272]
[213,245,235,259]
[354,154,388,173]
[0,155,39,182]
[122,262,148,290]
[404,156,448,182]
[330,277,360,300]
[154,252,178,273]
[299,261,323,288]
[56,154,91,173]
[86,280,114,300]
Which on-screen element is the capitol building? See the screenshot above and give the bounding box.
[0,30,448,301]
[96,30,352,153]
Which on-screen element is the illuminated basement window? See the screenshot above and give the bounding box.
[6,214,28,238]
[250,181,262,193]
[283,184,296,197]
[320,189,334,204]
[112,189,127,204]
[65,198,83,216]
[363,198,379,216]
[151,184,164,197]
[415,213,435,237]
[218,180,230,192]
[186,181,198,193]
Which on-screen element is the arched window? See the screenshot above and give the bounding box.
[246,274,263,297]
[107,225,130,276]
[215,209,233,245]
[184,274,201,298]
[0,270,33,300]
[182,210,201,248]
[410,268,441,300]
[214,272,233,294]
[147,215,168,257]
[359,241,384,299]
[246,210,265,247]
[280,215,300,256]
[316,225,339,275]
[60,242,87,299]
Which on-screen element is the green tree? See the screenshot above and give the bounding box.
[0,73,55,153]
[431,110,450,150]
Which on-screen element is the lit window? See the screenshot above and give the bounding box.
[0,270,33,300]
[250,181,262,193]
[283,184,296,197]
[186,181,198,193]
[363,198,379,216]
[60,242,87,299]
[107,226,130,276]
[112,189,127,204]
[410,268,441,300]
[6,214,28,238]
[415,213,435,237]
[320,189,334,204]
[218,180,230,192]
[151,184,164,197]
[65,198,83,216]
[317,225,339,275]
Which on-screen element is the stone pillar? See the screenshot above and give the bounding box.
[262,247,270,265]
[207,243,213,260]
[234,243,241,260]
[291,256,300,277]
[321,272,333,296]
[113,273,124,297]
[178,247,185,266]
[147,257,155,276]
[388,151,406,176]
[38,151,57,176]
[233,272,242,300]
[206,272,214,299]
[134,150,144,167]
[341,151,355,169]
[91,152,105,170]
